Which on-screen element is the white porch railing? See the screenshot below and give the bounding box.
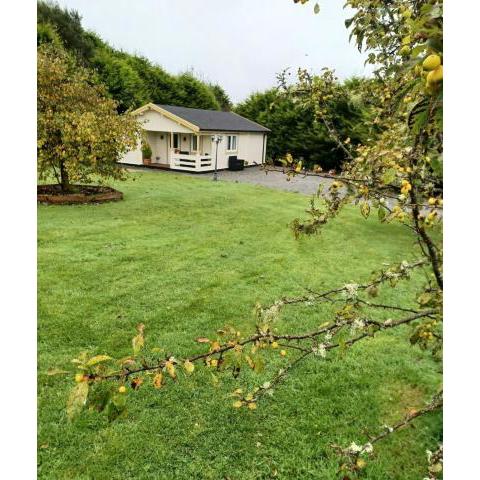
[171,152,213,172]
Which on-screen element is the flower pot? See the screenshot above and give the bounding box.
[143,158,152,165]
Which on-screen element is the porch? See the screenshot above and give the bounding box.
[145,130,213,171]
[171,152,213,171]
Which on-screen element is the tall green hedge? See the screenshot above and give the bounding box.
[235,85,372,171]
[37,1,227,112]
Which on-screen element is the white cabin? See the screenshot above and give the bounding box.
[120,103,270,172]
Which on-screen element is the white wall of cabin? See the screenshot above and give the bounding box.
[121,138,143,165]
[208,132,266,169]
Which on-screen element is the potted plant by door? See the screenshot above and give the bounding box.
[142,141,152,165]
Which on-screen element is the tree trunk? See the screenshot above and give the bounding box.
[59,160,71,193]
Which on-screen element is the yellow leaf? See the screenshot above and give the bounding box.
[47,368,69,376]
[153,372,163,389]
[195,337,210,344]
[356,458,367,469]
[360,202,371,219]
[66,381,89,420]
[183,360,195,374]
[233,400,243,408]
[248,402,257,410]
[245,355,255,369]
[132,324,145,355]
[85,355,112,367]
[165,361,176,379]
[132,334,144,355]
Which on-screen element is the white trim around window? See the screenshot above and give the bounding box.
[226,135,238,152]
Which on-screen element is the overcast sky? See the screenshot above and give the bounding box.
[56,0,371,103]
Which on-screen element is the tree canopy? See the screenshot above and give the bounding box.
[37,43,141,191]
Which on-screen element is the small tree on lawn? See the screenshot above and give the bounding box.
[37,43,141,192]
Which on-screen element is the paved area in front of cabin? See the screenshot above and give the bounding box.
[128,165,333,196]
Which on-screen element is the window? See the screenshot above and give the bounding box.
[191,135,198,152]
[173,133,180,149]
[227,135,238,151]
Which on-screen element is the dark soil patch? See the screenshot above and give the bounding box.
[37,185,123,205]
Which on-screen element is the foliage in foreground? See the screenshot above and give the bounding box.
[37,43,141,192]
[49,0,443,478]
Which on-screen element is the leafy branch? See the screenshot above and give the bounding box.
[331,390,443,476]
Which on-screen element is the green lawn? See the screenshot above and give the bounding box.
[38,171,441,479]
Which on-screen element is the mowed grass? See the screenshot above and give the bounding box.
[38,171,441,479]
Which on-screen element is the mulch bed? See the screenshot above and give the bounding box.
[37,185,123,205]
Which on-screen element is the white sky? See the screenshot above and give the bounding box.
[55,0,372,103]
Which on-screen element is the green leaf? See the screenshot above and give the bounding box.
[381,168,396,185]
[408,98,429,132]
[105,399,127,422]
[66,381,89,420]
[112,392,127,409]
[88,388,112,413]
[417,292,433,306]
[411,43,427,58]
[366,285,379,298]
[377,206,386,222]
[103,391,129,422]
[412,110,428,135]
[430,155,443,176]
[314,3,320,14]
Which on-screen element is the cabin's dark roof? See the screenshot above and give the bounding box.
[155,105,270,133]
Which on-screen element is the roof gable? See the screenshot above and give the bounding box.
[131,103,199,132]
